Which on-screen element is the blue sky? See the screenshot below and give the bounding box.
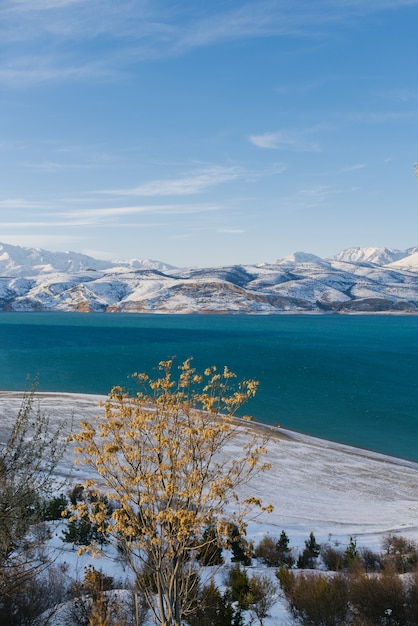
[1,0,418,267]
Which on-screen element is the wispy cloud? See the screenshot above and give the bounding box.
[0,198,50,209]
[62,204,221,221]
[0,56,117,86]
[299,185,330,198]
[377,87,418,102]
[217,228,245,235]
[0,198,221,226]
[101,166,244,197]
[279,180,362,214]
[339,163,366,173]
[249,131,321,152]
[2,1,418,85]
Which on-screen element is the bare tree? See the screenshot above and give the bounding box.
[0,380,68,600]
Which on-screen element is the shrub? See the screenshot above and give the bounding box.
[227,524,252,566]
[277,568,349,626]
[42,494,68,521]
[186,579,242,626]
[255,531,294,568]
[224,563,251,610]
[349,567,407,625]
[196,525,223,566]
[278,558,418,626]
[66,565,131,626]
[69,484,85,506]
[343,536,361,570]
[358,546,383,572]
[297,532,321,569]
[246,572,277,626]
[405,570,418,625]
[255,535,278,566]
[0,564,67,625]
[62,514,97,546]
[382,534,418,573]
[320,544,345,571]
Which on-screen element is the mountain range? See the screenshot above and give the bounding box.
[1,242,418,314]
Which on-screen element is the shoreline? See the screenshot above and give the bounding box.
[1,389,418,469]
[2,391,418,547]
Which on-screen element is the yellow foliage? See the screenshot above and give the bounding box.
[71,358,273,626]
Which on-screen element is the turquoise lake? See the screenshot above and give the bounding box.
[1,312,418,461]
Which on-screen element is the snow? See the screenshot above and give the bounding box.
[2,241,418,313]
[332,247,407,266]
[389,251,418,272]
[277,252,324,264]
[2,391,418,624]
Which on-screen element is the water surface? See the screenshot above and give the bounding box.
[1,313,417,461]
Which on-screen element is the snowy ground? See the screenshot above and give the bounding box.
[2,391,418,624]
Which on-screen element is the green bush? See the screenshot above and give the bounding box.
[42,493,68,521]
[186,579,243,626]
[196,525,224,566]
[297,532,321,569]
[227,524,252,566]
[62,514,99,546]
[224,563,251,610]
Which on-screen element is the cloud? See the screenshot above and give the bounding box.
[101,166,243,197]
[218,228,245,235]
[3,1,418,85]
[0,198,51,209]
[0,196,221,229]
[299,185,330,198]
[249,131,321,152]
[340,163,366,173]
[377,87,418,103]
[63,204,221,220]
[11,0,85,8]
[0,56,117,86]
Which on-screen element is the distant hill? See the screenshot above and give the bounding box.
[0,242,417,313]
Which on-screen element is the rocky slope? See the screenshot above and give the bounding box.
[0,243,418,313]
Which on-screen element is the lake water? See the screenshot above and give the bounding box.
[1,312,418,461]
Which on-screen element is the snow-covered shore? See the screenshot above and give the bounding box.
[2,390,418,551]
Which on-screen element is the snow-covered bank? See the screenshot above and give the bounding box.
[2,391,418,550]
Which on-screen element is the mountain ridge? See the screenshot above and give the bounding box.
[0,242,417,314]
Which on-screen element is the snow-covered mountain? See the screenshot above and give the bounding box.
[1,242,418,313]
[0,242,172,276]
[332,245,418,266]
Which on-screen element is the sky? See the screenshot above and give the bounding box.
[1,0,418,268]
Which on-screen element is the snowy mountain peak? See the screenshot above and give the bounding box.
[0,242,173,277]
[277,251,324,264]
[388,251,418,271]
[110,258,176,272]
[332,246,407,266]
